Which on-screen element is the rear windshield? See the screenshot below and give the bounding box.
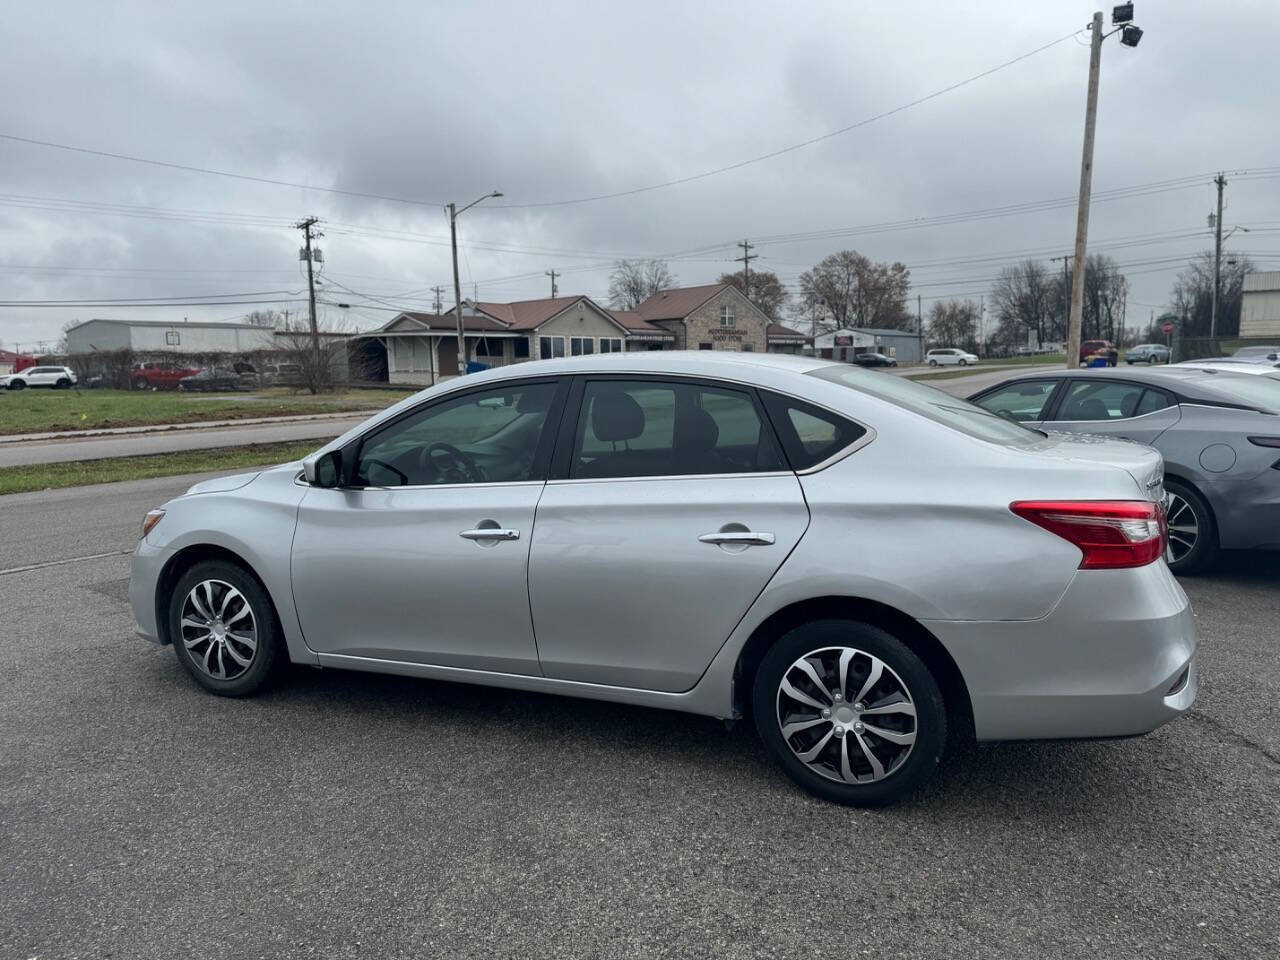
[807,365,1043,444]
[1201,374,1280,413]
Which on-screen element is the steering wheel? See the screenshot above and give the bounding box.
[993,408,1019,421]
[420,442,485,484]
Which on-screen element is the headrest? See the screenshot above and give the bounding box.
[516,389,551,414]
[675,406,719,451]
[591,390,644,442]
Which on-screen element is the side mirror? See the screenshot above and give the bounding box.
[302,449,343,488]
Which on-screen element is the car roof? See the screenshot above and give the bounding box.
[464,350,832,382]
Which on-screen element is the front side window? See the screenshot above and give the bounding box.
[570,336,594,356]
[354,382,559,487]
[539,336,565,360]
[972,380,1058,422]
[720,304,735,327]
[1057,381,1149,421]
[570,379,782,479]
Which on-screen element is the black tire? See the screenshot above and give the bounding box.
[135,377,150,390]
[8,379,25,390]
[1164,479,1218,575]
[168,559,284,697]
[752,619,947,807]
[928,359,938,367]
[958,358,967,366]
[56,378,71,389]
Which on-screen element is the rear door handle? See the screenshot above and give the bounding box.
[698,531,775,546]
[459,528,520,542]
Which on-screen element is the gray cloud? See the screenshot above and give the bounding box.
[2,0,1277,349]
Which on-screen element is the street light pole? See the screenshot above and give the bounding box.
[449,191,503,375]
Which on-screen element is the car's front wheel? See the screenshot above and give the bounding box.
[1164,480,1218,574]
[8,379,25,390]
[928,359,938,366]
[168,560,283,696]
[753,620,947,806]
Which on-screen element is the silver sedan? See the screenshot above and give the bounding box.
[131,353,1195,805]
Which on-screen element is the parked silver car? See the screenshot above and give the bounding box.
[970,366,1280,573]
[131,353,1194,805]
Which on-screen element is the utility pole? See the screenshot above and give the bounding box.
[736,240,757,298]
[917,293,924,358]
[1066,11,1103,370]
[431,286,445,315]
[545,269,560,298]
[295,217,323,382]
[1210,172,1226,338]
[1065,6,1144,368]
[1050,254,1072,351]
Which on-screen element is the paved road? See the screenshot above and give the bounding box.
[3,476,1278,959]
[0,415,368,467]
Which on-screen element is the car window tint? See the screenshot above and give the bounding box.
[1058,381,1147,421]
[1135,389,1174,416]
[571,379,782,479]
[972,380,1057,422]
[355,382,557,486]
[761,393,866,469]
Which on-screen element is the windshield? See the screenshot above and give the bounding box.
[807,365,1043,444]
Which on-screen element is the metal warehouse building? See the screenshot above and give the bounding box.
[64,319,270,355]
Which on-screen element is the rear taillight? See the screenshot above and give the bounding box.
[1010,500,1166,569]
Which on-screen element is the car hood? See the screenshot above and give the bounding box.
[184,471,261,495]
[1026,431,1165,500]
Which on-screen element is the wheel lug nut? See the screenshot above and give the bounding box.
[854,722,864,732]
[833,692,842,702]
[834,726,845,737]
[855,702,865,712]
[821,708,831,718]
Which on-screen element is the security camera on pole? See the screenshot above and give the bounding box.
[1065,5,1143,369]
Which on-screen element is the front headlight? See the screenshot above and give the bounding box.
[141,508,165,538]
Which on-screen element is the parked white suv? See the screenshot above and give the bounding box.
[925,348,979,367]
[1,365,77,389]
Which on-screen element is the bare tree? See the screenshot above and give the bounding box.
[991,260,1059,347]
[717,269,788,320]
[268,316,357,394]
[245,309,282,328]
[1170,251,1254,338]
[796,251,911,333]
[927,299,981,350]
[608,259,675,309]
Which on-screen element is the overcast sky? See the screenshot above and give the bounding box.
[2,0,1277,350]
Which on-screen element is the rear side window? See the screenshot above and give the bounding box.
[761,392,866,470]
[570,379,783,479]
[1058,381,1148,421]
[1135,388,1174,417]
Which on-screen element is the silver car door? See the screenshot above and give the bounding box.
[528,377,810,693]
[290,379,565,674]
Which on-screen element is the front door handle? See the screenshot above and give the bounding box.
[698,531,775,546]
[459,527,520,542]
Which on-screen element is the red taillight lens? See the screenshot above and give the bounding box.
[1010,500,1166,569]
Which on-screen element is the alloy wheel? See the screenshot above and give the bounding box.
[179,579,258,680]
[1165,491,1199,565]
[776,646,917,784]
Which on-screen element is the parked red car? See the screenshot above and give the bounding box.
[131,361,201,390]
[1079,339,1118,366]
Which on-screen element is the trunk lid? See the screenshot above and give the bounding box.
[1025,431,1165,501]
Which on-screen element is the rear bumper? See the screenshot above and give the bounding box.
[924,562,1196,741]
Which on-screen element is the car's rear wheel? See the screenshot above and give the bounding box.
[135,377,150,390]
[1164,480,1217,575]
[55,378,71,389]
[752,620,946,806]
[168,560,283,696]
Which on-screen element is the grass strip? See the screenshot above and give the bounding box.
[0,441,318,496]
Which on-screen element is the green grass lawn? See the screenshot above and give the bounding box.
[0,441,320,496]
[0,387,412,436]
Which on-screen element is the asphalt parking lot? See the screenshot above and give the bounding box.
[2,474,1278,959]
